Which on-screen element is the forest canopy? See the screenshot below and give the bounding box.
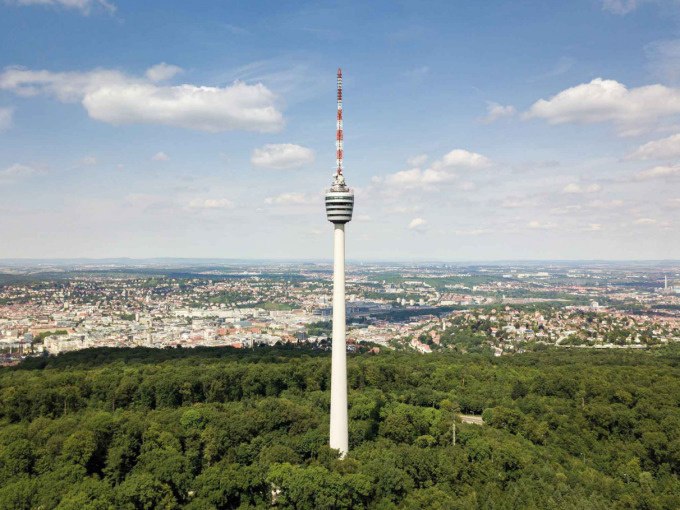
[0,345,679,509]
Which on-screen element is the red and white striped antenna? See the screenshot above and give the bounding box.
[336,68,343,176]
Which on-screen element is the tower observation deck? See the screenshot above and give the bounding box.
[325,174,354,223]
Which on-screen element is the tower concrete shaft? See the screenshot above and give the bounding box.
[329,223,348,456]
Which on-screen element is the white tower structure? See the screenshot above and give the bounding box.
[326,68,353,457]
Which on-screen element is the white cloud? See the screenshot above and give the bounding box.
[407,154,428,167]
[481,102,516,123]
[119,194,165,211]
[588,199,624,209]
[528,220,558,230]
[602,0,640,15]
[0,68,123,101]
[584,223,603,231]
[634,217,657,225]
[627,133,680,160]
[408,217,428,231]
[264,192,313,205]
[433,149,491,169]
[500,198,527,209]
[383,167,456,189]
[186,198,234,210]
[525,78,680,133]
[152,151,169,161]
[376,148,491,193]
[0,66,283,133]
[385,205,422,214]
[9,0,116,14]
[550,205,583,215]
[0,107,13,131]
[563,182,602,194]
[0,163,40,181]
[251,143,314,169]
[454,228,493,236]
[634,164,680,180]
[80,155,97,165]
[85,82,282,133]
[145,63,182,82]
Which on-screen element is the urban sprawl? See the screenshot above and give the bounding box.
[1,262,679,364]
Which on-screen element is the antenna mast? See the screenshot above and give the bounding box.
[336,68,343,176]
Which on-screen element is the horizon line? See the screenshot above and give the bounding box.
[1,257,679,264]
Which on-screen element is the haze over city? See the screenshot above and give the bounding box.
[1,0,678,260]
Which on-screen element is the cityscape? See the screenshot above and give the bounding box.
[1,260,678,363]
[1,1,679,508]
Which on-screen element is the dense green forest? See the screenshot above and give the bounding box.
[0,346,679,509]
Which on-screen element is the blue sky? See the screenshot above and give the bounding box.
[0,0,679,260]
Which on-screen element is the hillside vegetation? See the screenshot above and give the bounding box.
[0,346,679,509]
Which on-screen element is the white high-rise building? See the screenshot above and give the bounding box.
[325,68,353,457]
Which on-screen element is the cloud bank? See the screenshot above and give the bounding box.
[187,198,234,210]
[251,144,314,169]
[628,133,680,160]
[482,102,516,123]
[145,63,182,82]
[635,164,680,180]
[0,65,284,132]
[152,152,169,162]
[0,163,41,182]
[526,78,680,134]
[264,192,313,206]
[408,217,428,231]
[376,149,491,192]
[7,0,116,14]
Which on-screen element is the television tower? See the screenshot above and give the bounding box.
[325,68,353,456]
